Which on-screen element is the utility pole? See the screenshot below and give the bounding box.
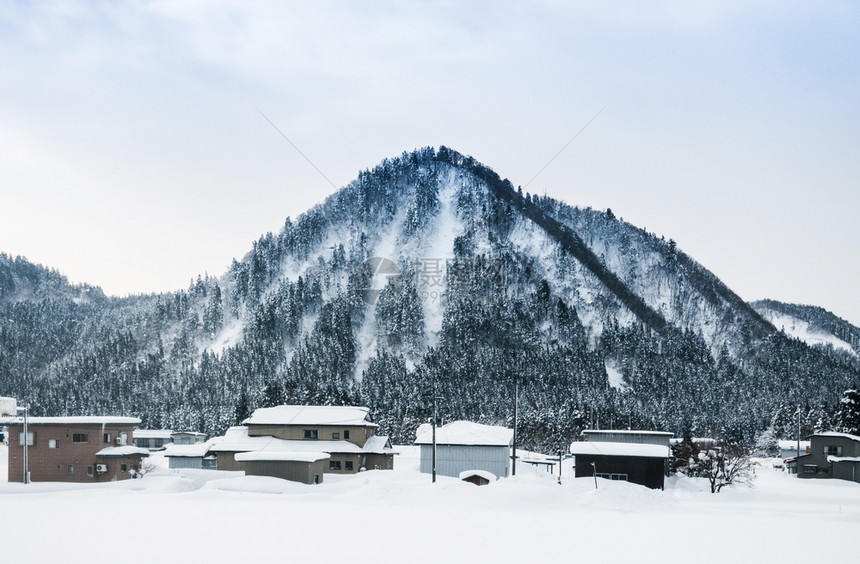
[512,377,518,477]
[17,405,29,484]
[797,408,801,458]
[591,461,597,489]
[432,384,437,484]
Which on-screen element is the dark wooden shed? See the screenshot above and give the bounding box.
[570,441,670,490]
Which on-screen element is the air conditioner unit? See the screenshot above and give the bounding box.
[96,464,108,474]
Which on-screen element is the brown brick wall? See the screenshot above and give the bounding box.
[6,423,139,483]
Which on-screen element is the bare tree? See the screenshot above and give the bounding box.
[694,445,753,493]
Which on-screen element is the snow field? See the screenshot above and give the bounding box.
[1,446,859,563]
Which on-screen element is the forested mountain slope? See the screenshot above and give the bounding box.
[1,148,857,450]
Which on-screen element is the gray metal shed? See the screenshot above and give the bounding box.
[415,421,513,480]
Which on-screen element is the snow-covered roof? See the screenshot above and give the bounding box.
[0,396,16,417]
[242,405,376,427]
[827,455,860,463]
[583,429,674,436]
[414,421,513,446]
[172,431,207,437]
[0,416,141,426]
[777,440,811,450]
[570,441,671,458]
[235,451,330,463]
[459,469,497,482]
[362,435,395,454]
[162,444,210,458]
[134,429,174,439]
[208,426,391,455]
[96,446,150,457]
[814,432,860,442]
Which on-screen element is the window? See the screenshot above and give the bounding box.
[87,465,94,477]
[329,460,342,471]
[386,459,392,469]
[18,432,35,446]
[117,432,127,446]
[48,439,60,449]
[332,432,340,440]
[343,430,350,440]
[345,461,353,471]
[303,430,318,439]
[802,465,817,474]
[57,464,61,471]
[121,464,127,473]
[72,433,89,443]
[313,474,320,484]
[103,433,112,444]
[824,446,843,457]
[67,464,74,475]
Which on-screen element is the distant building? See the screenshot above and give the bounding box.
[415,421,513,480]
[2,416,148,483]
[134,429,174,450]
[162,442,217,470]
[778,440,811,460]
[795,432,860,483]
[172,431,207,445]
[571,429,673,490]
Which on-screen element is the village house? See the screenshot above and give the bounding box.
[570,429,673,490]
[205,405,395,482]
[3,416,148,483]
[415,420,513,480]
[794,432,860,483]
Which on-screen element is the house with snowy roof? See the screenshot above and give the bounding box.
[570,429,673,489]
[415,421,513,480]
[1,415,148,483]
[205,405,395,482]
[794,432,860,483]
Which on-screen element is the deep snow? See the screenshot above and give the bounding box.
[1,445,858,563]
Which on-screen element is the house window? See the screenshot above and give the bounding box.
[329,460,342,471]
[313,474,320,484]
[72,433,89,443]
[18,432,35,446]
[57,464,61,471]
[387,459,392,469]
[67,464,74,475]
[802,465,817,474]
[49,439,60,449]
[121,464,127,473]
[104,433,112,444]
[303,430,318,439]
[332,432,340,440]
[343,430,350,440]
[345,461,353,471]
[823,446,842,457]
[87,465,94,477]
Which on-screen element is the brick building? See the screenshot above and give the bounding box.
[3,416,148,483]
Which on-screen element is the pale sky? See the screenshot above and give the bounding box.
[1,1,858,326]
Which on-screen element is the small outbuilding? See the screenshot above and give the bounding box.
[415,421,513,480]
[162,442,217,470]
[459,469,495,486]
[571,429,672,490]
[234,450,329,484]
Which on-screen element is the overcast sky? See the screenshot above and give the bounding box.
[1,1,858,326]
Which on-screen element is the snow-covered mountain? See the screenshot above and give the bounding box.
[1,148,857,448]
[751,299,859,356]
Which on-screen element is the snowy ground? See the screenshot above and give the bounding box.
[2,445,858,563]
